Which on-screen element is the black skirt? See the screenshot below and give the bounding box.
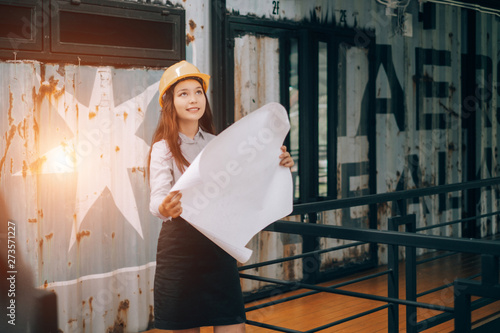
[154,217,246,330]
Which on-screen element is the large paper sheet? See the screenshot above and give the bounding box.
[171,102,293,263]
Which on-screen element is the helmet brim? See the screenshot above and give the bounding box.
[158,73,210,107]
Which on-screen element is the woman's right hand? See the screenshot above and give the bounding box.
[159,191,183,218]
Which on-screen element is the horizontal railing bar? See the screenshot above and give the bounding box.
[329,269,392,289]
[240,273,454,312]
[416,210,500,232]
[304,305,390,333]
[264,222,500,256]
[416,273,481,298]
[245,289,317,312]
[244,269,391,312]
[239,241,366,271]
[246,320,304,333]
[244,179,500,332]
[415,297,498,332]
[417,281,454,298]
[291,177,500,215]
[416,220,463,232]
[416,251,456,265]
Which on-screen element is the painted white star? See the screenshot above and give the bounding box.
[18,68,158,251]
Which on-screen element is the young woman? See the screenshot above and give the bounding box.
[148,60,294,333]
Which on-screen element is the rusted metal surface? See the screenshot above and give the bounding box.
[0,61,163,332]
[0,1,215,331]
[1,0,500,331]
[319,43,372,270]
[233,35,280,121]
[228,0,499,267]
[475,10,500,237]
[233,34,304,291]
[178,0,211,75]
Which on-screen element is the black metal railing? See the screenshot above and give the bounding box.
[239,177,500,333]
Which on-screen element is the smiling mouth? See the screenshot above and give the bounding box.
[187,107,200,113]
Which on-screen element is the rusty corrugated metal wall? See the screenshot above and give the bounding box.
[0,0,214,332]
[475,9,500,237]
[1,0,500,331]
[0,60,163,332]
[228,0,500,268]
[233,34,304,292]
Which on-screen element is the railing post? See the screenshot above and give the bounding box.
[454,280,471,333]
[302,213,320,284]
[454,271,500,333]
[405,215,417,333]
[481,254,499,285]
[387,217,400,333]
[388,214,417,333]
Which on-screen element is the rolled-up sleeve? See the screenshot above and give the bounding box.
[149,141,173,220]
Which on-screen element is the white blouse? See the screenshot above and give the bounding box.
[149,129,215,220]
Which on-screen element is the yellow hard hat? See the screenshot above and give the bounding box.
[158,60,210,107]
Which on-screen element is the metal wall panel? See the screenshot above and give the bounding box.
[1,0,500,331]
[378,2,466,262]
[233,34,304,291]
[226,0,499,265]
[0,1,213,331]
[233,35,281,121]
[319,43,372,271]
[475,10,500,237]
[0,61,163,332]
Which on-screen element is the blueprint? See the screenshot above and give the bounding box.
[171,102,294,263]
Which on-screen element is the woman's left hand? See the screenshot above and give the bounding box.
[279,146,294,168]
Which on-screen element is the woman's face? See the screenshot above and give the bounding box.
[173,79,206,126]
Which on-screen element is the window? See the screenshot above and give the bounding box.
[0,0,185,67]
[0,0,43,52]
[224,16,377,285]
[318,41,328,197]
[290,30,375,204]
[223,18,375,205]
[288,38,299,199]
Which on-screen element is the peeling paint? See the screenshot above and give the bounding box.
[29,156,47,174]
[0,123,17,181]
[8,88,14,124]
[76,230,90,243]
[189,19,197,31]
[89,296,93,316]
[186,33,195,45]
[22,160,28,178]
[17,119,26,139]
[107,300,130,333]
[148,305,154,329]
[118,299,130,312]
[131,166,146,181]
[35,76,62,108]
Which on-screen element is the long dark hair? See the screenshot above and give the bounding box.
[147,77,216,177]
